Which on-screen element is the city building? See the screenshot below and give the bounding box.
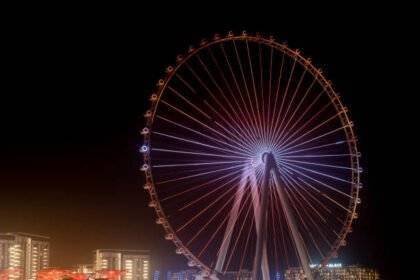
[222,270,252,280]
[165,269,197,280]
[74,264,94,274]
[152,271,160,280]
[93,249,150,280]
[285,264,380,280]
[0,233,50,280]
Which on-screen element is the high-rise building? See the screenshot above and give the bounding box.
[0,233,50,280]
[93,249,150,280]
[285,265,380,280]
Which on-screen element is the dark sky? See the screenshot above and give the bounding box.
[0,6,406,279]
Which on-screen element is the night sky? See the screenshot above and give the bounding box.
[1,7,405,279]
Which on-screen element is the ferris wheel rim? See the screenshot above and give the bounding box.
[141,31,362,275]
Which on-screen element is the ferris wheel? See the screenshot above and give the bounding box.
[141,31,362,280]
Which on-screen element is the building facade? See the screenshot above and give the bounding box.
[165,269,197,280]
[74,264,94,274]
[94,249,150,280]
[0,233,49,280]
[222,270,252,280]
[285,265,380,280]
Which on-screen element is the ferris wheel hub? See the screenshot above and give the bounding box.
[261,152,274,164]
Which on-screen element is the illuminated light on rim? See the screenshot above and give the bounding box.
[165,234,174,240]
[150,94,158,101]
[144,111,152,118]
[175,248,184,254]
[140,164,149,171]
[141,127,150,135]
[139,145,149,153]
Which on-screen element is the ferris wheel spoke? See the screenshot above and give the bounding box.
[299,173,354,215]
[215,171,248,272]
[153,160,248,169]
[186,186,244,247]
[176,182,238,232]
[279,109,342,152]
[160,99,253,154]
[281,159,355,171]
[282,178,333,251]
[238,210,255,274]
[203,101,256,151]
[245,39,265,143]
[266,46,274,141]
[167,86,212,119]
[279,125,350,155]
[221,184,255,272]
[272,67,307,142]
[155,164,245,185]
[184,61,254,144]
[268,187,280,273]
[271,181,292,268]
[282,153,355,159]
[281,172,327,223]
[309,231,325,261]
[282,172,333,216]
[275,88,325,146]
[219,43,261,139]
[236,172,264,274]
[258,43,267,143]
[197,200,237,258]
[223,191,255,274]
[276,76,318,142]
[195,54,259,145]
[279,159,353,185]
[281,185,317,264]
[175,73,197,94]
[273,179,305,268]
[284,185,333,255]
[279,141,346,157]
[153,148,248,160]
[178,172,244,211]
[277,160,352,199]
[206,48,259,144]
[219,42,257,135]
[249,171,270,278]
[161,169,241,202]
[270,58,297,145]
[153,131,248,158]
[295,176,350,226]
[269,51,285,142]
[276,101,334,151]
[198,219,229,260]
[156,115,252,156]
[282,172,344,249]
[232,40,263,138]
[321,190,353,214]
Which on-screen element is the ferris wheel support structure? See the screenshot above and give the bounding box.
[252,152,313,280]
